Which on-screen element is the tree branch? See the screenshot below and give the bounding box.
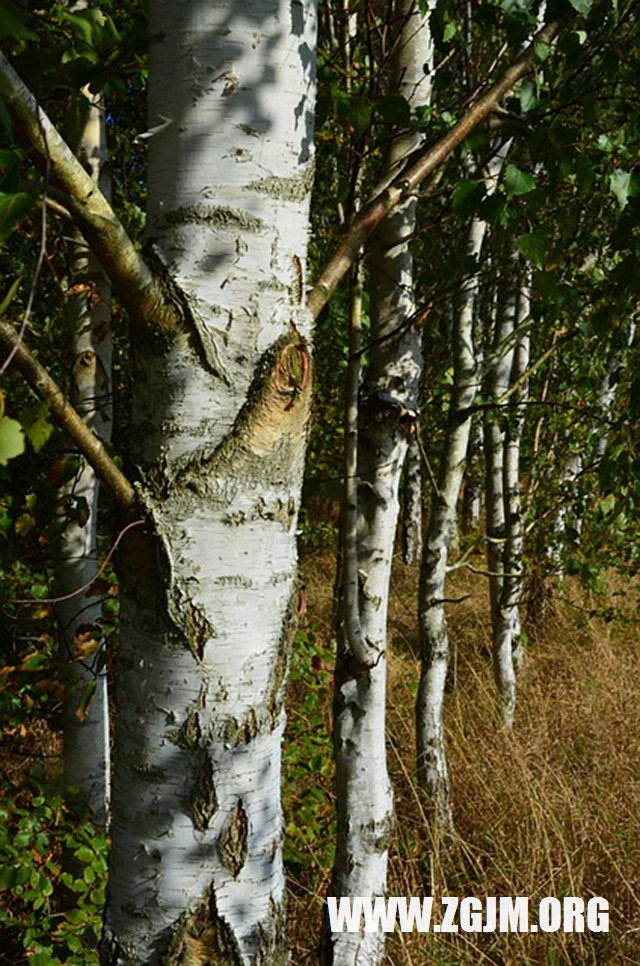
[308,18,568,319]
[0,321,136,512]
[0,49,176,335]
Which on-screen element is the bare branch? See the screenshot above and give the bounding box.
[308,18,568,319]
[0,320,136,511]
[0,49,176,334]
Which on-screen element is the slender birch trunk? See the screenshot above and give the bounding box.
[461,413,482,532]
[494,274,530,677]
[416,217,485,826]
[483,244,518,726]
[101,2,317,962]
[326,4,434,964]
[56,89,112,826]
[402,435,423,565]
[415,146,508,823]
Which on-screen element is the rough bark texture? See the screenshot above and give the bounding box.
[326,4,434,964]
[101,2,316,962]
[56,89,112,826]
[402,435,423,565]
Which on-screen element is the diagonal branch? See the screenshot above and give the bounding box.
[0,320,136,512]
[0,49,176,335]
[308,17,568,319]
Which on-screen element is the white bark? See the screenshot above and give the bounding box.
[495,275,530,678]
[327,4,434,964]
[415,146,509,821]
[484,244,518,727]
[402,435,423,565]
[101,2,317,963]
[56,89,112,827]
[461,413,482,532]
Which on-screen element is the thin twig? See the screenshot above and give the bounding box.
[8,518,144,605]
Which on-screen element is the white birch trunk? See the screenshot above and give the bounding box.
[402,435,423,565]
[326,4,434,964]
[56,89,112,827]
[415,216,486,826]
[101,2,317,962]
[495,275,530,678]
[415,146,508,821]
[461,413,482,532]
[484,246,518,726]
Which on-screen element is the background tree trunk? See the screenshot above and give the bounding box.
[484,241,518,726]
[416,145,509,822]
[56,88,112,827]
[327,3,434,963]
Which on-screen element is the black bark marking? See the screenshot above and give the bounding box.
[187,604,213,661]
[165,888,243,966]
[191,756,218,832]
[219,799,248,878]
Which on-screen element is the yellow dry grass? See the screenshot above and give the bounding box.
[287,547,640,966]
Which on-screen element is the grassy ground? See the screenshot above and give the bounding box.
[1,539,638,964]
[285,545,640,965]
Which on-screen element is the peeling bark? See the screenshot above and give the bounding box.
[101,1,317,961]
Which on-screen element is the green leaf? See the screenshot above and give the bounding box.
[0,275,21,315]
[0,416,24,465]
[568,0,592,12]
[609,169,632,210]
[534,39,550,61]
[516,229,549,268]
[452,179,485,214]
[0,1,37,42]
[519,80,539,114]
[600,493,615,516]
[342,94,372,138]
[505,164,536,197]
[20,403,54,453]
[0,191,36,240]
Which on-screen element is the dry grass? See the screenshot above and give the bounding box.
[288,547,640,966]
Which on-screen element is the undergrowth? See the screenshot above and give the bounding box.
[284,549,640,966]
[1,545,638,965]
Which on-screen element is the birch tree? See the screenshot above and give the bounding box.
[0,3,571,959]
[416,145,509,823]
[56,87,112,827]
[2,0,317,958]
[327,3,435,963]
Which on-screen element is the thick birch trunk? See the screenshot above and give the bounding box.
[326,4,433,964]
[56,89,112,826]
[101,2,316,962]
[484,247,518,726]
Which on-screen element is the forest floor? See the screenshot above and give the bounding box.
[285,541,640,966]
[1,539,638,965]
